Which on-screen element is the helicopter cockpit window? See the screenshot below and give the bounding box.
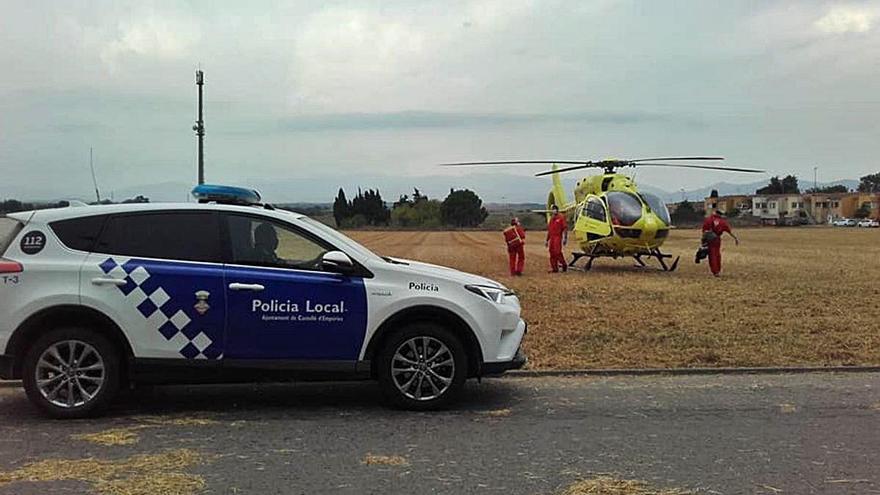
[606,192,643,226]
[641,193,671,225]
[585,197,607,221]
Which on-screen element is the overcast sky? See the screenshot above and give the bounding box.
[2,0,879,202]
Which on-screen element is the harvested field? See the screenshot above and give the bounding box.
[350,228,880,370]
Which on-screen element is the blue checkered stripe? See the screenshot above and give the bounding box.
[100,257,222,360]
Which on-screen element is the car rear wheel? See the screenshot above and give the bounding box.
[377,323,468,410]
[22,327,121,419]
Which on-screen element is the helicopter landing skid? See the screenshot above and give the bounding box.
[638,249,680,272]
[569,248,680,272]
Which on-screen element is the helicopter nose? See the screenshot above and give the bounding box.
[643,214,659,238]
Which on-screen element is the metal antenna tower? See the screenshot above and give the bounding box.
[193,69,205,185]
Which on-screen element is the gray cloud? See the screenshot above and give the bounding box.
[262,110,707,133]
[1,0,879,202]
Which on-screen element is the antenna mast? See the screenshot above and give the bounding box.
[89,147,101,203]
[193,69,205,185]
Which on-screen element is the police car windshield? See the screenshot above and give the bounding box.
[299,217,384,263]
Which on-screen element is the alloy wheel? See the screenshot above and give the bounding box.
[391,336,455,401]
[35,340,105,409]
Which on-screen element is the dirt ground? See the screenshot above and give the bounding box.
[349,227,880,370]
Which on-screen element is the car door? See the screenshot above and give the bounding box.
[80,211,227,361]
[221,213,368,362]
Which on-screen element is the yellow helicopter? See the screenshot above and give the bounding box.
[442,157,763,271]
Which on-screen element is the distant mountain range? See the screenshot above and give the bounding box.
[650,179,861,203]
[3,175,861,206]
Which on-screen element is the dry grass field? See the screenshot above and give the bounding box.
[349,228,880,370]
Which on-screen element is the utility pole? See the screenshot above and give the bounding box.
[813,166,818,191]
[193,69,205,185]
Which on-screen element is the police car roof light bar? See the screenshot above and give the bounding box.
[191,184,262,205]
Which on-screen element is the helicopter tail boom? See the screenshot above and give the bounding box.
[546,164,575,219]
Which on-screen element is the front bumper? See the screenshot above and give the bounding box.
[481,347,527,376]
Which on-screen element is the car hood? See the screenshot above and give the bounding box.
[382,257,506,289]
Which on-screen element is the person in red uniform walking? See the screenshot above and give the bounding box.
[701,210,739,277]
[502,217,526,276]
[545,205,568,273]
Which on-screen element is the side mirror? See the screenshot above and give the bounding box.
[322,250,355,274]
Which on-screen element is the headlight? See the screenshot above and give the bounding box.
[465,284,514,304]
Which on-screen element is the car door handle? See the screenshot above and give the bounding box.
[91,277,127,287]
[229,283,265,292]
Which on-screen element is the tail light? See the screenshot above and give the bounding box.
[0,259,22,273]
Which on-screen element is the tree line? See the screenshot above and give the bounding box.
[332,187,488,228]
[0,196,150,215]
[755,172,880,195]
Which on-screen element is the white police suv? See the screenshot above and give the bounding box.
[0,186,526,418]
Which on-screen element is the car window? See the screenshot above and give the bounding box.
[0,217,23,255]
[50,215,107,252]
[226,215,330,271]
[94,212,221,263]
[299,216,384,263]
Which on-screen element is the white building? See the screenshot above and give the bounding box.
[751,194,805,224]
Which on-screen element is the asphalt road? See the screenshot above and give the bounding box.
[0,373,878,494]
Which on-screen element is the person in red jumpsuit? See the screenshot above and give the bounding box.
[545,205,568,273]
[701,210,739,277]
[502,217,526,276]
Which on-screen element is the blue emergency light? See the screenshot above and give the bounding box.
[191,184,262,205]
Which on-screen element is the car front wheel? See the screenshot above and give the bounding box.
[377,323,468,410]
[22,327,121,419]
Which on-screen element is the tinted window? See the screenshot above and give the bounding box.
[641,193,671,225]
[585,197,607,221]
[51,215,107,252]
[95,212,221,262]
[226,215,329,271]
[606,192,643,226]
[300,216,383,263]
[0,217,22,255]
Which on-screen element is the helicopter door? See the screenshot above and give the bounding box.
[577,195,612,239]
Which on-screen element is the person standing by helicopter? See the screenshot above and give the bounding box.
[503,217,526,276]
[545,204,568,273]
[701,209,738,277]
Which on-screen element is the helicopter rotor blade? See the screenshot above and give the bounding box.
[439,160,593,166]
[535,162,764,177]
[440,157,762,175]
[632,163,764,173]
[629,157,725,162]
[441,157,726,167]
[534,163,604,176]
